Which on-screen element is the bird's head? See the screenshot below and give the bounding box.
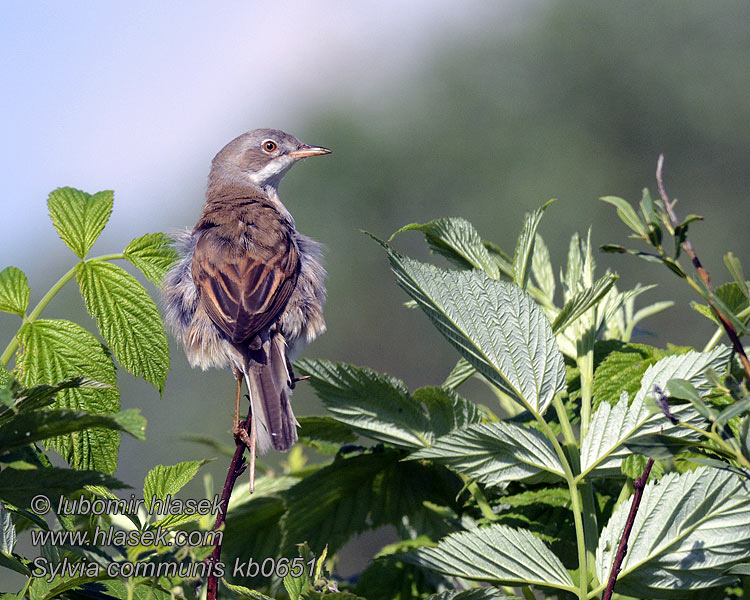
[210,128,331,190]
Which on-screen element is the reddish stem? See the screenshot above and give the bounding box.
[602,458,654,600]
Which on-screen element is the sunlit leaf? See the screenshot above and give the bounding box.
[0,267,30,316]
[124,232,179,286]
[77,261,169,392]
[47,188,113,258]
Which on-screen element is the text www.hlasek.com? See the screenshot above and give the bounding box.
[30,526,220,549]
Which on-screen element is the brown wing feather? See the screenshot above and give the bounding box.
[192,223,299,345]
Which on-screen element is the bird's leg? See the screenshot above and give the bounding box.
[284,354,310,389]
[231,370,253,450]
[247,404,256,493]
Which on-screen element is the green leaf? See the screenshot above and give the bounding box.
[667,378,715,421]
[724,252,749,299]
[581,347,732,477]
[551,273,618,333]
[0,377,110,427]
[411,422,565,486]
[390,217,500,278]
[0,501,16,553]
[221,580,275,600]
[0,267,30,316]
[691,281,750,326]
[592,343,664,409]
[295,359,432,448]
[409,523,575,590]
[0,408,145,454]
[443,358,476,390]
[0,466,127,507]
[412,386,481,437]
[531,234,555,305]
[513,200,553,290]
[124,232,179,286]
[621,453,665,480]
[143,460,207,512]
[716,397,750,427]
[601,196,648,238]
[47,188,113,258]
[281,449,460,556]
[76,260,169,392]
[426,590,517,600]
[378,242,565,416]
[596,467,750,597]
[16,319,120,474]
[297,416,357,453]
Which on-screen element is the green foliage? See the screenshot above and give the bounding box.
[0,267,30,316]
[3,173,750,600]
[47,188,113,259]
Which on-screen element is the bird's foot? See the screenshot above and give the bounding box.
[233,423,253,451]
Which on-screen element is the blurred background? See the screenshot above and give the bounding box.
[2,0,750,575]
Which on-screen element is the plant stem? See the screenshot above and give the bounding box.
[601,458,654,600]
[0,253,126,368]
[554,396,599,586]
[656,155,750,379]
[205,408,252,600]
[534,410,588,599]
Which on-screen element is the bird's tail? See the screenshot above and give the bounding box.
[242,332,299,454]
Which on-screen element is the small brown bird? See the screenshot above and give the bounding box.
[162,129,330,458]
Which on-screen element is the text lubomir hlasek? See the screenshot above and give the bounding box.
[56,494,224,516]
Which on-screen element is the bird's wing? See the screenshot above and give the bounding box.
[192,226,299,345]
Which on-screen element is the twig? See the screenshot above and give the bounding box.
[602,458,654,600]
[656,155,750,380]
[205,408,253,600]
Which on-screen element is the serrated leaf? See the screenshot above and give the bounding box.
[76,261,169,392]
[409,523,575,590]
[413,386,481,437]
[531,234,555,305]
[124,232,179,286]
[513,200,552,290]
[47,188,113,258]
[0,408,145,454]
[281,449,460,556]
[379,243,565,416]
[596,467,750,597]
[551,273,618,333]
[0,466,127,507]
[391,217,499,278]
[0,266,30,316]
[0,377,109,427]
[443,358,476,390]
[143,460,206,512]
[411,422,564,486]
[691,281,750,327]
[15,319,119,473]
[581,347,732,477]
[621,453,664,480]
[592,343,664,409]
[295,359,432,448]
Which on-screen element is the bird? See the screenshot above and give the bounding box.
[162,128,330,463]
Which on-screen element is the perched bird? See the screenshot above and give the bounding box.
[162,129,330,456]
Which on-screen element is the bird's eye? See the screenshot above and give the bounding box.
[262,140,278,153]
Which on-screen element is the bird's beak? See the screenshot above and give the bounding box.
[289,144,332,159]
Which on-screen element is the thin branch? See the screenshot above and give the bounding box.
[205,408,253,600]
[656,155,750,379]
[602,458,654,600]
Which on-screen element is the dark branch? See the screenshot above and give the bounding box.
[602,458,654,600]
[205,408,254,600]
[656,155,750,380]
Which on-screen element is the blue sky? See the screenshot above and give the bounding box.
[0,1,515,269]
